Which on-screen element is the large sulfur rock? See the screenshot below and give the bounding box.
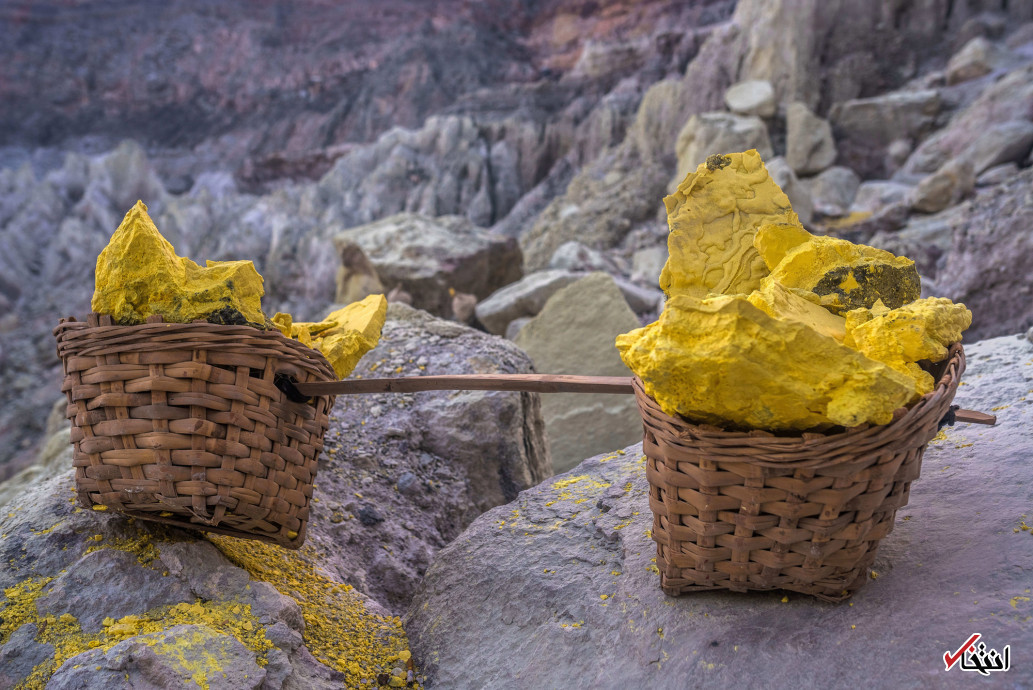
[617,291,916,431]
[92,201,268,327]
[514,273,642,473]
[406,334,1033,688]
[660,150,801,300]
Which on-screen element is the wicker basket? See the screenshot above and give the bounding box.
[634,343,964,602]
[53,313,338,549]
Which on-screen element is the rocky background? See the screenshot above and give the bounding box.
[2,0,1033,686]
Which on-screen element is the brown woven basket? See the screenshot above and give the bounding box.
[634,343,964,602]
[53,313,338,549]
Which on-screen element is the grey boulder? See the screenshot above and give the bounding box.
[334,212,522,319]
[806,166,861,218]
[474,270,583,336]
[936,167,1033,340]
[784,101,837,176]
[672,112,773,188]
[723,80,776,118]
[909,158,976,214]
[304,303,551,614]
[514,273,642,474]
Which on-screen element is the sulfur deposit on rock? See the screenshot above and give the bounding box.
[272,295,388,378]
[618,150,970,432]
[844,298,972,395]
[659,150,802,300]
[92,201,268,327]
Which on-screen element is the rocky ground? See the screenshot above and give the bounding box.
[4,0,1033,480]
[2,0,1033,687]
[405,334,1033,688]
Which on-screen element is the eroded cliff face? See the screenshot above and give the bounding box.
[0,0,733,188]
[2,0,1033,486]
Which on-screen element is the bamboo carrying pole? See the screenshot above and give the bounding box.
[287,374,996,425]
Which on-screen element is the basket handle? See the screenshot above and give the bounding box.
[279,374,996,425]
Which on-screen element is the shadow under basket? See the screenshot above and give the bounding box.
[53,313,338,549]
[633,343,965,602]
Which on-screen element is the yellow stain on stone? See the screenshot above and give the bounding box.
[818,210,873,230]
[82,531,163,566]
[617,293,916,430]
[209,535,417,688]
[660,150,802,300]
[1,574,272,690]
[92,202,268,327]
[844,297,972,394]
[273,294,387,378]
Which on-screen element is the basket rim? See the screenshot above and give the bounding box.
[54,312,337,383]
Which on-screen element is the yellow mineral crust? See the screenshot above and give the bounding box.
[659,150,802,299]
[844,298,972,395]
[759,227,921,315]
[616,294,917,431]
[209,535,418,688]
[0,574,273,689]
[92,201,267,326]
[273,293,387,378]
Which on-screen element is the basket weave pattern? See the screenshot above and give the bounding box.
[54,313,337,548]
[634,344,964,601]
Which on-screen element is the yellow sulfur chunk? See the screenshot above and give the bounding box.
[616,294,917,431]
[275,294,388,378]
[747,278,846,342]
[844,298,972,395]
[759,227,920,315]
[752,222,813,270]
[660,149,802,299]
[92,201,267,326]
